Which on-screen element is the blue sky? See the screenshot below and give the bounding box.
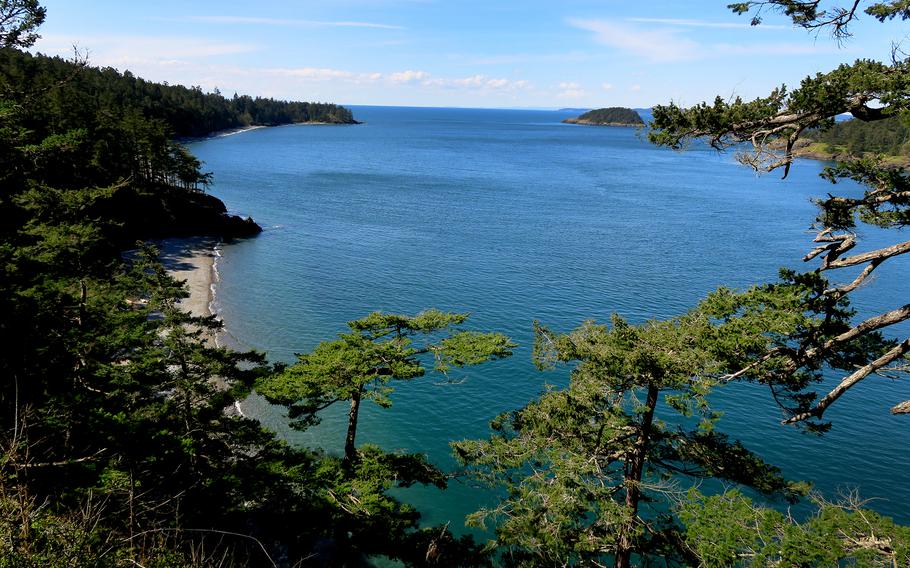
[32,0,906,108]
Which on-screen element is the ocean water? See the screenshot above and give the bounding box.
[188,106,909,529]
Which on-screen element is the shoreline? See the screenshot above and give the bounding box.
[792,147,910,168]
[157,237,248,417]
[180,119,361,143]
[155,236,220,323]
[177,125,266,143]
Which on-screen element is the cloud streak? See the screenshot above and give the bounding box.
[568,18,702,62]
[390,69,429,83]
[569,18,837,62]
[422,74,531,90]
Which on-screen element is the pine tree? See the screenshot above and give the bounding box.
[649,1,910,427]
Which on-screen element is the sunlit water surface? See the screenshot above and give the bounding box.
[188,106,909,531]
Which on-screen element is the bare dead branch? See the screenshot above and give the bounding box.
[822,239,910,270]
[801,304,910,363]
[824,258,881,296]
[784,338,910,423]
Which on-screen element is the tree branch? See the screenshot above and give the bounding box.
[822,239,910,269]
[784,338,910,423]
[800,304,910,365]
[824,258,881,296]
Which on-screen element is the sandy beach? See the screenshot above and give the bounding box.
[155,237,219,319]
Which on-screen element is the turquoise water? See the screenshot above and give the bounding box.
[188,106,909,528]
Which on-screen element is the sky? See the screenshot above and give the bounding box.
[31,0,909,109]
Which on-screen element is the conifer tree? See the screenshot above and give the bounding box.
[649,1,910,427]
[258,310,515,465]
[455,311,802,567]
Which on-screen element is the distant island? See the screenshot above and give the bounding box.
[563,107,644,127]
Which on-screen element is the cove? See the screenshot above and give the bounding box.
[188,106,909,529]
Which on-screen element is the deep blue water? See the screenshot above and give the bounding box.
[188,106,909,529]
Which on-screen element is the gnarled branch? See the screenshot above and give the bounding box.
[784,338,910,423]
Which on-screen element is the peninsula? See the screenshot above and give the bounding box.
[563,107,644,126]
[791,115,910,167]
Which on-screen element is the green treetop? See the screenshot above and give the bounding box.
[454,310,802,568]
[648,1,910,425]
[257,309,515,465]
[0,0,45,49]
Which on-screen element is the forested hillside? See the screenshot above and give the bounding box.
[3,49,357,137]
[0,46,362,248]
[804,114,910,159]
[2,8,483,565]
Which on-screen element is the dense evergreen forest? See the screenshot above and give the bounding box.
[2,1,910,566]
[0,46,361,248]
[1,49,357,138]
[2,6,477,566]
[804,114,910,159]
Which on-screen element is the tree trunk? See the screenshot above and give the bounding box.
[615,384,659,568]
[343,388,362,467]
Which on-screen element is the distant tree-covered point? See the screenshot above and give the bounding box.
[563,107,644,126]
[797,114,910,165]
[0,47,364,245]
[3,49,359,138]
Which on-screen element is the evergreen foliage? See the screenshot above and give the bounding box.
[258,310,515,465]
[454,3,910,567]
[805,114,910,158]
[649,0,910,423]
[0,0,44,49]
[4,1,910,565]
[680,489,910,566]
[0,5,473,564]
[454,311,804,567]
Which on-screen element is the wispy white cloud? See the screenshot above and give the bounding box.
[169,16,404,30]
[601,82,614,91]
[421,74,531,90]
[568,18,701,62]
[556,82,586,98]
[452,74,485,87]
[390,69,430,83]
[568,18,833,62]
[625,17,787,30]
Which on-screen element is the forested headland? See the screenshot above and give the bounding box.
[0,46,359,248]
[2,1,910,567]
[797,114,910,165]
[2,49,357,137]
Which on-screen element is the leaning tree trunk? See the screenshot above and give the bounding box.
[615,383,659,568]
[343,387,362,467]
